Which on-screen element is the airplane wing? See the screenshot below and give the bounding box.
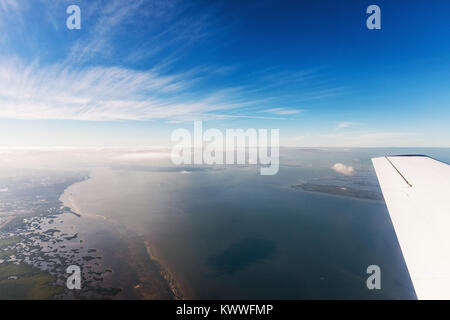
[372,155,450,300]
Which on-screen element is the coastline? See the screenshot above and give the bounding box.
[59,175,187,300]
[144,241,186,300]
[59,178,87,216]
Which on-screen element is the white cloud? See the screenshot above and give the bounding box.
[332,163,355,176]
[0,146,174,169]
[0,1,347,129]
[0,0,19,12]
[119,152,170,160]
[67,0,146,63]
[0,0,25,27]
[0,58,256,121]
[337,122,361,130]
[260,108,304,115]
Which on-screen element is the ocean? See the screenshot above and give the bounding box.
[60,148,450,299]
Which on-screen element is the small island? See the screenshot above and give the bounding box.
[292,183,383,201]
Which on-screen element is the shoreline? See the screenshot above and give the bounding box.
[60,174,187,300]
[143,241,187,300]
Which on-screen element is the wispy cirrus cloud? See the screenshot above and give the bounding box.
[0,0,338,124]
[260,108,304,115]
[336,121,363,130]
[0,0,19,12]
[0,0,25,28]
[66,0,146,63]
[0,58,271,121]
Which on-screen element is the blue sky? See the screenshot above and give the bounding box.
[0,0,449,147]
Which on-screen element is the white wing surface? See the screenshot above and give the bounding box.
[372,155,450,299]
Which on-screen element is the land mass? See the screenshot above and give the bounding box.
[292,183,383,201]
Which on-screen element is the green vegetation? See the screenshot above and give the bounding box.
[0,263,63,299]
[1,217,27,232]
[0,236,21,249]
[0,250,12,259]
[0,237,20,260]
